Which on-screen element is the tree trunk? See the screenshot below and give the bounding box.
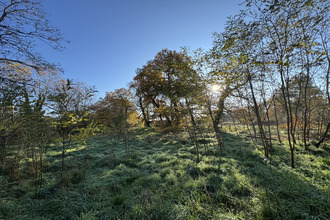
[138,97,150,127]
[280,70,295,168]
[315,37,330,148]
[290,148,295,168]
[124,128,129,154]
[184,115,199,161]
[248,74,269,158]
[0,138,7,167]
[185,98,196,127]
[213,122,223,150]
[273,100,282,143]
[303,53,311,150]
[315,122,330,148]
[207,97,224,150]
[61,132,66,173]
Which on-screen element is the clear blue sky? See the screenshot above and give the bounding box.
[40,0,242,97]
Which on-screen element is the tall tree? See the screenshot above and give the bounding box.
[315,15,330,147]
[207,16,249,150]
[132,49,199,128]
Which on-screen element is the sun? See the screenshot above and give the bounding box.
[211,84,220,92]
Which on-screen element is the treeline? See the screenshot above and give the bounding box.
[0,0,329,186]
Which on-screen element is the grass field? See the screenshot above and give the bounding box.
[0,127,329,219]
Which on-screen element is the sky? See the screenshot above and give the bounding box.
[40,0,242,97]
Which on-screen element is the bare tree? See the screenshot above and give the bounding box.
[0,0,65,73]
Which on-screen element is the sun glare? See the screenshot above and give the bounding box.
[211,84,220,92]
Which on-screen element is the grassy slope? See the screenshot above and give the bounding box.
[0,127,329,219]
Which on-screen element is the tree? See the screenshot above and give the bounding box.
[315,17,330,147]
[0,0,65,174]
[242,0,330,167]
[49,79,97,173]
[0,63,61,182]
[132,49,199,129]
[0,67,23,167]
[94,88,137,154]
[206,17,249,150]
[0,0,64,74]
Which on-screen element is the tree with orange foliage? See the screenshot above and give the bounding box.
[94,88,137,154]
[131,49,199,128]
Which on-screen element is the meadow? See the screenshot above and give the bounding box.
[0,127,329,219]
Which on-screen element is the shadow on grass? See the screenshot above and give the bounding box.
[218,132,330,220]
[62,128,329,219]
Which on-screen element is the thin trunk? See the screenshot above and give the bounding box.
[303,51,311,150]
[265,107,273,152]
[173,102,181,126]
[185,98,196,127]
[286,76,297,145]
[273,100,282,143]
[213,122,223,151]
[315,122,330,148]
[165,115,172,126]
[290,148,295,169]
[262,84,273,152]
[317,110,322,137]
[61,131,66,173]
[280,70,295,168]
[242,108,258,146]
[184,116,199,161]
[207,99,223,150]
[124,129,129,154]
[315,33,330,148]
[307,107,311,142]
[39,141,43,182]
[247,105,258,140]
[199,128,208,152]
[0,138,6,167]
[248,74,269,158]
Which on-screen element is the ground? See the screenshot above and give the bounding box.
[0,127,329,219]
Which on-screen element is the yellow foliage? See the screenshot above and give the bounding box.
[127,111,140,126]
